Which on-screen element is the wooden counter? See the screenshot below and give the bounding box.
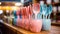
[1,22,60,34]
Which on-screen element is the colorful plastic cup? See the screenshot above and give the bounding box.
[24,18,30,30]
[30,19,42,32]
[13,18,17,26]
[42,19,51,31]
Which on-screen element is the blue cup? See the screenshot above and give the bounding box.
[42,19,51,31]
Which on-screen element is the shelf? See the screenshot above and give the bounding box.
[52,23,60,26]
[0,22,60,34]
[52,2,60,6]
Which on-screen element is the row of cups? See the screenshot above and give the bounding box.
[13,1,52,33]
[13,16,51,33]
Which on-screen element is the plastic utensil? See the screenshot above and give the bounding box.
[42,4,47,19]
[33,3,40,19]
[13,10,17,18]
[42,4,52,31]
[47,5,52,19]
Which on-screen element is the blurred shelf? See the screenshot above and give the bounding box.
[52,2,60,6]
[52,23,60,26]
[0,22,49,34]
[0,22,60,34]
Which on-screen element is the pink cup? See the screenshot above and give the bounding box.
[16,16,21,27]
[16,19,21,27]
[17,16,25,28]
[24,18,30,30]
[16,10,20,16]
[30,19,42,32]
[20,18,25,28]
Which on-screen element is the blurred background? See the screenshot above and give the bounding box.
[0,0,60,34]
[0,0,60,25]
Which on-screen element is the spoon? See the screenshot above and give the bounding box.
[42,4,47,19]
[47,5,52,19]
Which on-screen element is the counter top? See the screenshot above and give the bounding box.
[1,22,60,34]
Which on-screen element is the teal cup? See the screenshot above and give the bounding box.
[13,18,17,26]
[42,19,51,31]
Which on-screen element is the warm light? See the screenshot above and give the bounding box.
[11,6,18,10]
[0,10,3,14]
[21,0,24,3]
[6,10,9,13]
[53,6,57,12]
[2,7,6,10]
[0,2,1,5]
[0,6,1,9]
[15,3,22,6]
[40,1,44,5]
[47,0,51,4]
[6,6,10,10]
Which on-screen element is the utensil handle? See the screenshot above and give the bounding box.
[46,15,47,19]
[48,14,50,19]
[35,14,37,19]
[43,15,45,19]
[29,14,31,19]
[40,14,42,19]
